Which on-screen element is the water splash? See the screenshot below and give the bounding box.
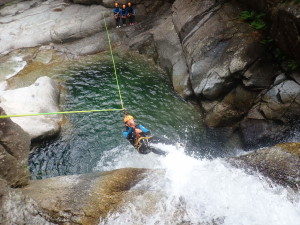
[97,145,300,225]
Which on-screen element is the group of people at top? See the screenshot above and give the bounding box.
[113,2,135,28]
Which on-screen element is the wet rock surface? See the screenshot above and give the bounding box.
[20,168,149,225]
[229,142,300,190]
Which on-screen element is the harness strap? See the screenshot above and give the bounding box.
[134,136,151,153]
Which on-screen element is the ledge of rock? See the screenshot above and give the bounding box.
[0,76,62,140]
[228,142,300,190]
[20,168,149,225]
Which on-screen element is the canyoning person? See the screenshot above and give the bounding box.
[121,4,128,26]
[113,2,121,28]
[127,2,135,25]
[123,114,169,156]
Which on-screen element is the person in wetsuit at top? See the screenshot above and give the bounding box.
[121,4,128,26]
[113,2,121,28]
[127,2,135,25]
[123,115,169,156]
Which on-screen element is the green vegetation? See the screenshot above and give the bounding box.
[240,11,266,30]
[287,60,299,70]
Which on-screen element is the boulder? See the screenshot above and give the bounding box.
[242,58,276,89]
[260,80,300,120]
[228,143,300,189]
[0,76,62,140]
[20,168,149,225]
[0,108,30,187]
[203,85,259,127]
[240,79,300,146]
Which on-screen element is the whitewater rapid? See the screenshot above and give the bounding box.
[94,144,300,225]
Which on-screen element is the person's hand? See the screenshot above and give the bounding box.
[135,128,142,134]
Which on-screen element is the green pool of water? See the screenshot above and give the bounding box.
[29,51,230,179]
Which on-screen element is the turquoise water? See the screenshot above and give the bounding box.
[29,52,231,179]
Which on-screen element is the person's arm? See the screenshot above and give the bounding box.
[123,127,133,138]
[138,125,150,135]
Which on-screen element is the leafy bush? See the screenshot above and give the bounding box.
[240,11,266,30]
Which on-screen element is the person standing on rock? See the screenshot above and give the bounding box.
[123,114,169,156]
[121,4,128,26]
[127,2,135,25]
[113,2,121,28]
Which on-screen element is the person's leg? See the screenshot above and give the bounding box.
[149,136,175,145]
[150,147,167,156]
[117,17,120,27]
[136,139,151,154]
[129,15,133,24]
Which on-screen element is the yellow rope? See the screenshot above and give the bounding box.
[0,13,125,119]
[0,109,124,119]
[103,13,125,110]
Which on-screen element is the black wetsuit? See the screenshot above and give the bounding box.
[127,6,135,24]
[121,8,127,25]
[123,124,168,156]
[113,7,121,27]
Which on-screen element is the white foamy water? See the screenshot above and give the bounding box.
[95,144,300,225]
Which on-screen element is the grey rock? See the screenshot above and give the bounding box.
[0,178,56,225]
[204,85,258,127]
[273,73,287,85]
[172,0,264,100]
[0,0,110,55]
[0,108,30,188]
[0,76,62,140]
[241,80,300,145]
[290,72,300,85]
[240,119,289,147]
[152,17,192,98]
[242,59,276,89]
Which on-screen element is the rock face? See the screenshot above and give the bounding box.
[0,0,114,56]
[20,168,149,225]
[127,0,300,146]
[241,80,300,145]
[0,0,299,146]
[0,76,62,140]
[243,0,300,60]
[0,108,30,187]
[228,143,300,189]
[0,179,54,225]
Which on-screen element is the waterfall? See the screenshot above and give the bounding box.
[96,144,300,225]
